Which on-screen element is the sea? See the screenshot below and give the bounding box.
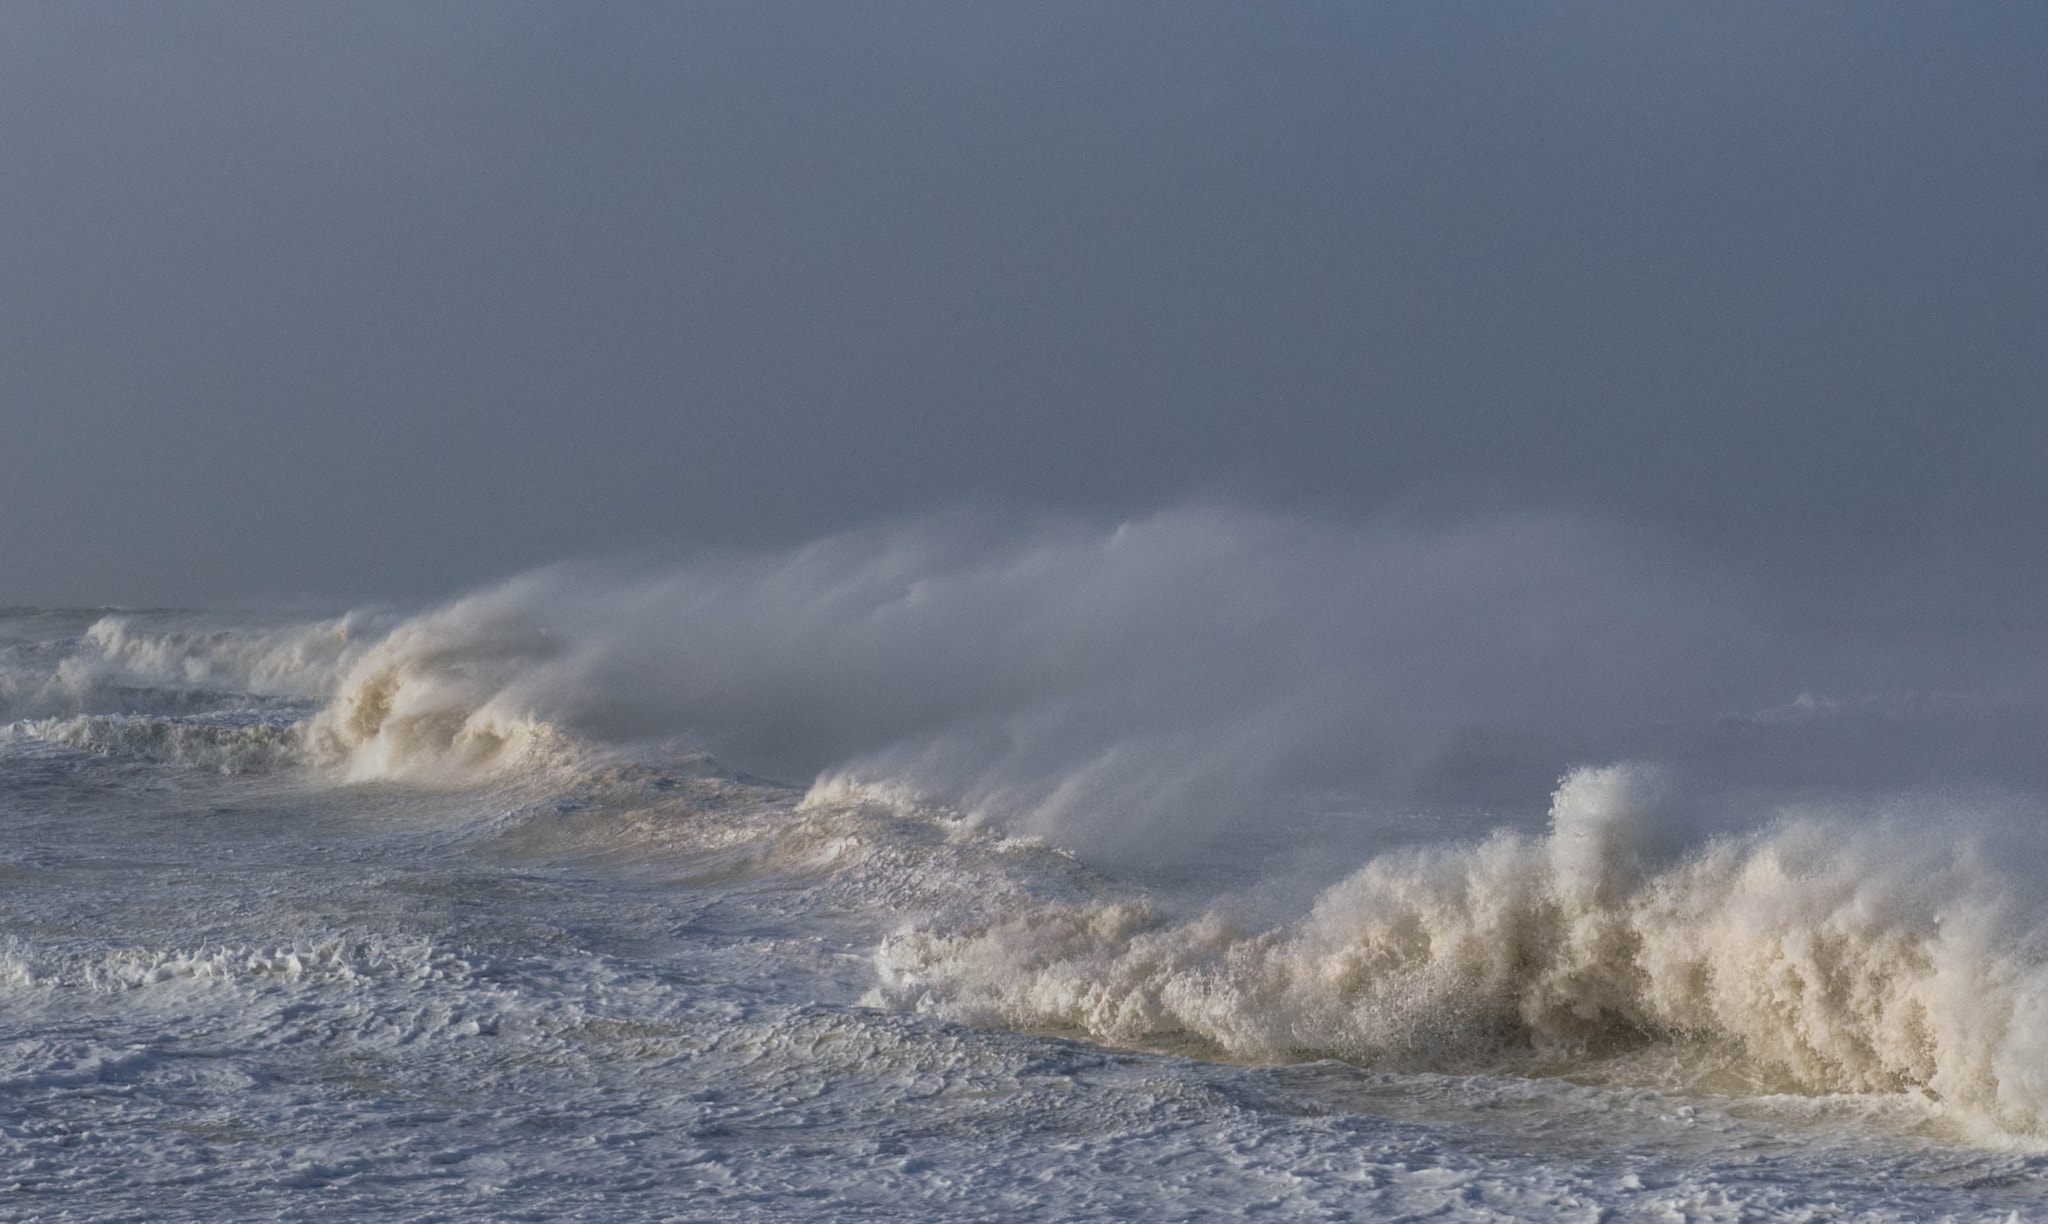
[4,509,2048,1221]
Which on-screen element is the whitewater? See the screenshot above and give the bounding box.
[5,509,2048,1220]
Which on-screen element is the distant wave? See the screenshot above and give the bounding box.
[14,714,304,774]
[0,610,383,721]
[77,613,378,699]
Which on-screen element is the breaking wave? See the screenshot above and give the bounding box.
[15,508,2048,1142]
[0,609,388,723]
[279,508,1754,824]
[869,765,2048,1137]
[74,613,382,700]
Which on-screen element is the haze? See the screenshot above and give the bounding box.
[2,2,2043,615]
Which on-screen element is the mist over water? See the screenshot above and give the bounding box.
[226,505,2042,849]
[22,503,2048,871]
[305,508,1749,837]
[23,501,2048,898]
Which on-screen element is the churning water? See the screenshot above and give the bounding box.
[6,510,2048,1220]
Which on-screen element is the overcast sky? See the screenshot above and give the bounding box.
[2,1,2043,611]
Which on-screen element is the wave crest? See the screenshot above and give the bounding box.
[301,592,584,781]
[74,613,381,700]
[870,765,2048,1135]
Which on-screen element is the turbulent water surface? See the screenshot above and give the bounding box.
[7,514,2048,1220]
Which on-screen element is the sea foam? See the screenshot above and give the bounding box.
[869,764,2048,1137]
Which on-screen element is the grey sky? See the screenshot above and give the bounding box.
[2,1,2043,609]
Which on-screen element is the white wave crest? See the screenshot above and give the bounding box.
[73,612,384,699]
[0,611,388,723]
[869,764,2048,1136]
[301,585,586,782]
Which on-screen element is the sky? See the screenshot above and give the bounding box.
[1,1,2044,612]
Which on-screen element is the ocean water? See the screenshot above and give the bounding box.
[6,512,2048,1221]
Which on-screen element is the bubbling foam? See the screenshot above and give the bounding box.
[869,765,2048,1136]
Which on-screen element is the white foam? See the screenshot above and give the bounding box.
[72,611,383,700]
[13,713,302,773]
[870,766,2048,1138]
